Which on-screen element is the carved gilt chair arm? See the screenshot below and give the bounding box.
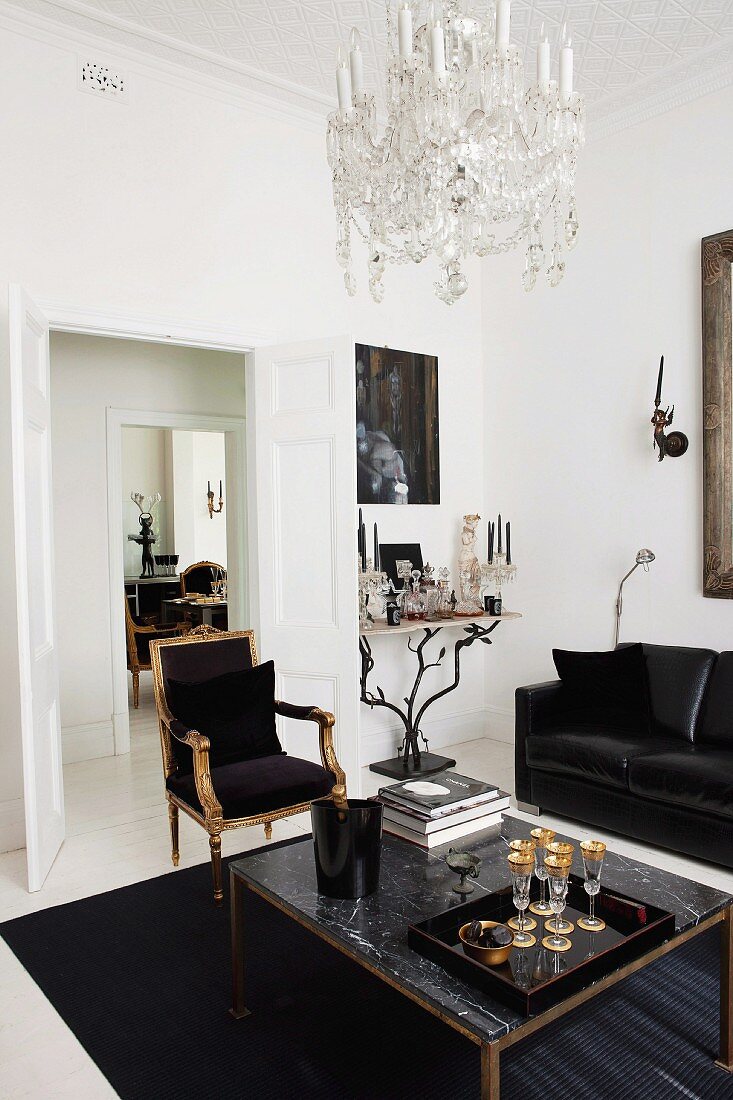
[274,701,346,789]
[168,719,223,822]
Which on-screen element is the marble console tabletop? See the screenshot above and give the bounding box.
[360,611,521,637]
[230,815,732,1044]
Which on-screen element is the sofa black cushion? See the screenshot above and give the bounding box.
[525,730,675,789]
[552,644,651,734]
[167,661,281,772]
[628,747,733,820]
[621,643,717,743]
[167,754,334,819]
[698,653,733,747]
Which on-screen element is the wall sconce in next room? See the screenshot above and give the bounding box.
[207,479,224,519]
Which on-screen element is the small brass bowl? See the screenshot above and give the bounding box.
[459,920,513,967]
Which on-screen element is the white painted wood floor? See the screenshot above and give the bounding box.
[1,672,732,1098]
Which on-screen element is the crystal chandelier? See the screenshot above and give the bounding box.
[326,1,584,305]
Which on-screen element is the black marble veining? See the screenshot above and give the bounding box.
[230,815,732,1043]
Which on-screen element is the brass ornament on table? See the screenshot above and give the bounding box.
[446,849,482,895]
[459,920,514,967]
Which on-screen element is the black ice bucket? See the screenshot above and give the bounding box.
[310,796,383,899]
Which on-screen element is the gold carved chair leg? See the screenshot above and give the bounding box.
[132,671,140,709]
[168,802,180,867]
[209,833,223,905]
[264,822,273,841]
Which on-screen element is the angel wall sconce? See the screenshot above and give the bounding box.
[651,356,688,461]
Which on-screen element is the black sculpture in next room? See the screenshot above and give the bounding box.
[651,355,688,461]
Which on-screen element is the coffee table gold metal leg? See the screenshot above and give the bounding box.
[717,904,733,1072]
[481,1042,499,1100]
[229,872,251,1020]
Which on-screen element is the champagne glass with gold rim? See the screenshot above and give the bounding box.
[529,828,555,916]
[578,840,607,931]
[507,840,537,931]
[543,854,573,952]
[544,841,575,935]
[507,850,536,948]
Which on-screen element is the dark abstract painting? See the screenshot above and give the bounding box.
[356,343,440,505]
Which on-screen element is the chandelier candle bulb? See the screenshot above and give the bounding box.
[537,24,550,91]
[496,0,510,48]
[336,45,352,110]
[349,29,365,95]
[559,27,573,103]
[398,3,413,62]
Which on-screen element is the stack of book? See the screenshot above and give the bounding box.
[377,773,510,849]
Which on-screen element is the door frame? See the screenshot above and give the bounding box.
[107,407,248,755]
[39,300,272,758]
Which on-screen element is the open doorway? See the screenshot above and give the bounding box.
[122,424,230,714]
[49,332,248,852]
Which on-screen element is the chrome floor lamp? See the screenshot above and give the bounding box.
[614,549,655,647]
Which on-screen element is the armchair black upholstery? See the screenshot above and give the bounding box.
[150,627,346,903]
[516,643,733,868]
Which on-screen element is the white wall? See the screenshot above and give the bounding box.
[482,83,733,737]
[172,430,227,572]
[0,17,485,848]
[50,334,245,765]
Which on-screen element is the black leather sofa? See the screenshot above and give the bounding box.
[515,644,733,868]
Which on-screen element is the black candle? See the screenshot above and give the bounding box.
[488,522,494,564]
[373,523,379,570]
[487,521,491,560]
[506,522,511,565]
[655,356,664,407]
[219,479,222,499]
[361,523,367,570]
[497,514,502,555]
[358,509,363,560]
[208,480,211,494]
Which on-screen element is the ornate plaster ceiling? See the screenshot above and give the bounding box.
[11,0,733,134]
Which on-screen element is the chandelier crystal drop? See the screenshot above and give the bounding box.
[326,1,584,305]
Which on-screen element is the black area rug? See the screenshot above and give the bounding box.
[2,837,732,1100]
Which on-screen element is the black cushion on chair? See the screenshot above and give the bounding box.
[167,661,282,772]
[552,644,651,735]
[167,754,335,819]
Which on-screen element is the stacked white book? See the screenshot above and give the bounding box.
[377,773,509,849]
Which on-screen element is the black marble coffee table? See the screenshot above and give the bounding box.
[229,815,733,1099]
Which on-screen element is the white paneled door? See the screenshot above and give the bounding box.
[250,336,360,792]
[9,286,65,890]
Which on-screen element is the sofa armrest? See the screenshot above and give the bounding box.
[514,681,564,804]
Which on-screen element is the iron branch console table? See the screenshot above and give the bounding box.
[360,612,521,779]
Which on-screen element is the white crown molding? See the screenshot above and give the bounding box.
[0,0,328,133]
[588,36,733,143]
[3,0,733,144]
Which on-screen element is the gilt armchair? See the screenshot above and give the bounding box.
[124,596,179,708]
[149,626,346,903]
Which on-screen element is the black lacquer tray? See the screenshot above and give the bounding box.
[408,876,675,1016]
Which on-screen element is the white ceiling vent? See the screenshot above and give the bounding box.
[78,59,127,100]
